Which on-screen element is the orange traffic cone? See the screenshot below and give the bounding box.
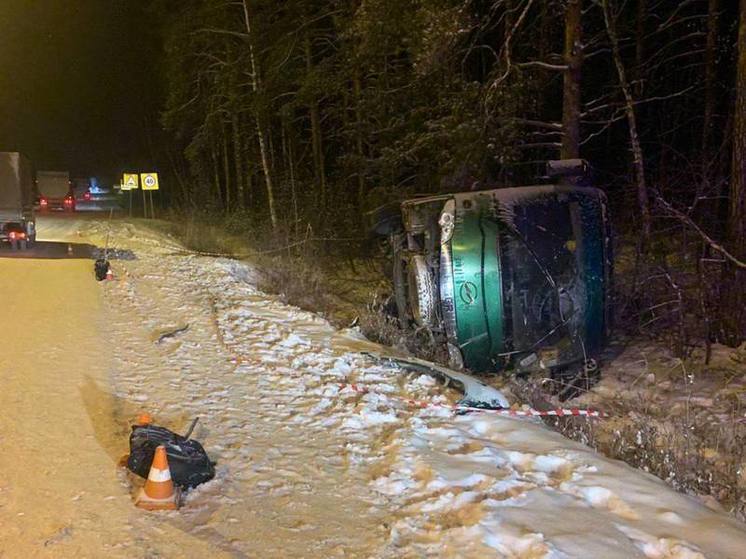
[136,412,153,426]
[134,445,180,511]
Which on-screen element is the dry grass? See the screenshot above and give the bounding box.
[357,299,449,364]
[255,253,338,317]
[513,344,746,521]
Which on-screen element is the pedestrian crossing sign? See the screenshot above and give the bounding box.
[122,173,139,190]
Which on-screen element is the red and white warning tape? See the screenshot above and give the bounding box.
[229,358,605,419]
[338,383,369,395]
[338,383,606,419]
[217,293,606,420]
[456,406,606,418]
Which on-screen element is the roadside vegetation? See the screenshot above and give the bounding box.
[146,0,746,521]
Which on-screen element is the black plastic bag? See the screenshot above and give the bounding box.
[94,258,109,281]
[127,424,216,489]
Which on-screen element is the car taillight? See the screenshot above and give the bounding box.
[84,191,91,201]
[64,197,73,205]
[9,232,25,241]
[40,197,48,206]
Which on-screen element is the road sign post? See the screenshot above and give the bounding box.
[120,182,133,217]
[122,173,141,217]
[140,173,160,219]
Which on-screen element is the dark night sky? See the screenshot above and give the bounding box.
[0,1,161,181]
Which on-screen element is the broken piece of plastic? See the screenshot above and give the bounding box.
[365,353,510,410]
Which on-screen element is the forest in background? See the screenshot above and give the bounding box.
[147,0,745,347]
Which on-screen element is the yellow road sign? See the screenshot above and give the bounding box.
[140,172,159,191]
[122,173,139,190]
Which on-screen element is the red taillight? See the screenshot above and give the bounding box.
[40,197,48,206]
[64,197,73,206]
[9,231,25,241]
[84,191,91,201]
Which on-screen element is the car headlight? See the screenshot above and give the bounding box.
[439,199,456,245]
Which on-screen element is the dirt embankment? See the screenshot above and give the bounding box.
[521,341,746,521]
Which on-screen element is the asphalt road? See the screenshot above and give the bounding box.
[0,211,121,260]
[0,240,96,259]
[0,213,230,557]
[0,228,132,554]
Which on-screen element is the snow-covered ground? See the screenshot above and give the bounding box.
[2,215,746,558]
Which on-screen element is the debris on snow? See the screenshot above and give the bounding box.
[367,353,511,410]
[152,323,190,344]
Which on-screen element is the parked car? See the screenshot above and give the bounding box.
[370,161,613,381]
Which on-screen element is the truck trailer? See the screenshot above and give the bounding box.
[0,152,36,250]
[37,170,74,211]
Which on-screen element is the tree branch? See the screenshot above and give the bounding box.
[489,0,536,89]
[516,61,568,71]
[655,196,746,269]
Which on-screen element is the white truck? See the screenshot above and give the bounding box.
[0,152,36,250]
[37,170,74,211]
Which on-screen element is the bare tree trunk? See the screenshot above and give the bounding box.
[165,143,189,206]
[231,114,245,209]
[211,140,223,209]
[602,0,651,241]
[221,123,232,212]
[716,0,746,344]
[305,36,327,213]
[634,0,646,98]
[729,0,746,259]
[281,119,300,236]
[352,71,366,209]
[703,0,720,155]
[241,0,278,229]
[142,113,188,205]
[538,0,551,62]
[247,170,254,209]
[561,0,582,159]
